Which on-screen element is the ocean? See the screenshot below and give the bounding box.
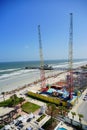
[0,60,67,77]
[0,59,87,79]
[0,59,87,93]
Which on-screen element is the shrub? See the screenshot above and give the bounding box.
[28,91,67,107]
[37,114,46,122]
[0,125,4,129]
[42,118,55,129]
[0,96,25,107]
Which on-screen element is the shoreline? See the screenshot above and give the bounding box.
[0,61,87,96]
[2,70,65,95]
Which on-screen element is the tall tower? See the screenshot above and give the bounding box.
[38,25,46,88]
[68,13,73,99]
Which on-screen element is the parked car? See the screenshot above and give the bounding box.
[17,124,24,130]
[15,120,22,126]
[27,118,32,122]
[83,98,87,101]
[18,124,24,128]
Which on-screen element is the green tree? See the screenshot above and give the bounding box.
[47,103,56,118]
[10,94,17,107]
[71,112,76,120]
[46,103,57,128]
[58,106,68,116]
[71,112,76,124]
[1,92,5,101]
[78,114,84,129]
[59,106,63,115]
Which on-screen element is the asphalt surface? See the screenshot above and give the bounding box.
[78,100,87,122]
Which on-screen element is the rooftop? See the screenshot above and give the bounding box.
[0,107,14,117]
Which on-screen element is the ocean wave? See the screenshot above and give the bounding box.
[52,61,87,69]
[0,69,39,80]
[52,63,68,68]
[0,68,21,73]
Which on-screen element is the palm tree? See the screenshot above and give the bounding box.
[59,106,63,115]
[71,112,76,120]
[59,106,67,116]
[63,107,70,116]
[10,94,17,107]
[47,103,56,119]
[71,112,76,125]
[78,113,84,129]
[46,103,57,128]
[1,92,5,101]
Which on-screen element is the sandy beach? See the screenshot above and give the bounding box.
[0,61,87,94]
[0,69,64,93]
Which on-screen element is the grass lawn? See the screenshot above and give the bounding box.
[21,102,40,113]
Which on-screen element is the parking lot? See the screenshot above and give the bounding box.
[83,93,87,101]
[1,113,50,130]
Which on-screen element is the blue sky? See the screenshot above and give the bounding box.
[0,0,87,62]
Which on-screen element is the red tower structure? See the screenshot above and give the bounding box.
[68,13,73,99]
[38,25,46,88]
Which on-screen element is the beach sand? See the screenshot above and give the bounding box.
[0,69,65,94]
[0,61,87,95]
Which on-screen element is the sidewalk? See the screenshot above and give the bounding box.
[68,88,87,125]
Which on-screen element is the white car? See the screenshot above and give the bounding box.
[83,97,87,101]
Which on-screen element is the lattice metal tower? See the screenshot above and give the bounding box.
[38,25,45,88]
[68,13,73,99]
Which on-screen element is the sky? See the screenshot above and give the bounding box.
[0,0,87,62]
